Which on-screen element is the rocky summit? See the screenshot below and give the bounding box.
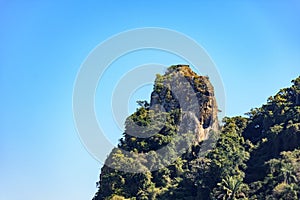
[93,65,220,200]
[93,65,300,200]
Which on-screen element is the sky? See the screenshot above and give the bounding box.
[1,1,300,199]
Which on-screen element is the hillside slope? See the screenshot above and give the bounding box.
[93,65,300,200]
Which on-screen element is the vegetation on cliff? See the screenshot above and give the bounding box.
[93,65,300,200]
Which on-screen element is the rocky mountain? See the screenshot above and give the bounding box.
[93,65,220,199]
[149,65,219,142]
[93,65,300,200]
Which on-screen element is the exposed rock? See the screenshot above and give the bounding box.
[150,65,219,142]
[93,65,220,200]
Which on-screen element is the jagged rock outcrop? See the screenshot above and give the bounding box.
[150,65,219,142]
[93,65,220,200]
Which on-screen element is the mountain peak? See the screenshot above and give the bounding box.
[151,65,218,139]
[165,64,198,77]
[93,65,220,200]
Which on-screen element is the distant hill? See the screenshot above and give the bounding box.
[93,65,300,200]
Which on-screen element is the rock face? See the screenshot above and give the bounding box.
[93,65,219,200]
[150,65,219,142]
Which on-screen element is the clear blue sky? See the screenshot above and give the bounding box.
[1,1,300,199]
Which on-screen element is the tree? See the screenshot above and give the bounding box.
[212,176,248,200]
[281,163,297,184]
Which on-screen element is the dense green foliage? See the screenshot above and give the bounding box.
[93,70,300,200]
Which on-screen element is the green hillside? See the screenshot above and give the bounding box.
[93,65,300,200]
